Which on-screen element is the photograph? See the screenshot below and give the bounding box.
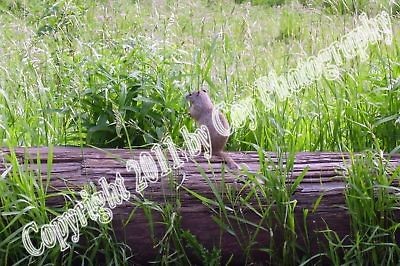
[0,0,399,265]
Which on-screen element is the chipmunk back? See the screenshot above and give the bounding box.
[185,90,239,169]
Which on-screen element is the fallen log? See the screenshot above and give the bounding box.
[1,147,399,264]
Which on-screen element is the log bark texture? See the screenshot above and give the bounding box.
[1,147,400,264]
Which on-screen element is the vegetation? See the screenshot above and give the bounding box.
[0,0,399,265]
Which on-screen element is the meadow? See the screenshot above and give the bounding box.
[0,0,400,265]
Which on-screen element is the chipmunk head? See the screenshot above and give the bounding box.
[185,89,213,120]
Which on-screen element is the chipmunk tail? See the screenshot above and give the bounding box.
[219,152,241,170]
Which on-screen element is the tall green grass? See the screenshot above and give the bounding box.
[0,0,399,264]
[0,147,132,265]
[322,151,400,265]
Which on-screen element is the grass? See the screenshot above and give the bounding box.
[0,0,399,265]
[323,152,400,264]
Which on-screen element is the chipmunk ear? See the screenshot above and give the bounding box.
[197,90,200,96]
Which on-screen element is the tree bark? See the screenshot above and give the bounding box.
[1,147,399,264]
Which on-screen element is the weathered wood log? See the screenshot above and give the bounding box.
[1,147,400,264]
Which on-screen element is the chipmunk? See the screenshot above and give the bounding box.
[185,89,240,170]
